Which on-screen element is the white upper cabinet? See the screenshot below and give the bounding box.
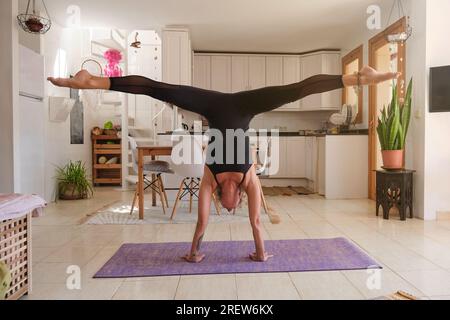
[162,29,191,86]
[211,56,232,93]
[193,55,211,90]
[194,51,341,112]
[248,56,266,90]
[231,56,266,92]
[266,56,283,86]
[231,56,249,93]
[281,56,301,111]
[301,52,342,111]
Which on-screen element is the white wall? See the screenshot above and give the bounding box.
[423,0,450,219]
[127,30,163,133]
[405,0,427,219]
[41,25,119,201]
[18,0,41,53]
[341,0,450,220]
[0,0,19,194]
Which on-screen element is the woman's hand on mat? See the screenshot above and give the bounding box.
[183,253,206,263]
[249,252,274,262]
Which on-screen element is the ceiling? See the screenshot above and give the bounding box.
[42,0,394,53]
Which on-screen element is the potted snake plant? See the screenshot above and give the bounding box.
[377,79,412,169]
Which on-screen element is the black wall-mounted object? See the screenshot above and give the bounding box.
[430,65,450,113]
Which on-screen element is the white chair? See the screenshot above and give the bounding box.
[170,133,221,220]
[128,136,173,216]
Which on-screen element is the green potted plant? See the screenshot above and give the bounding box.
[377,79,412,169]
[56,161,93,200]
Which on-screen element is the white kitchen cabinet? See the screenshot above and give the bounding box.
[231,55,266,92]
[193,51,340,112]
[265,56,283,86]
[211,55,232,93]
[269,137,306,178]
[265,55,302,112]
[162,28,192,130]
[248,56,266,90]
[279,56,302,111]
[317,137,326,195]
[286,137,306,178]
[231,56,249,93]
[300,52,342,111]
[193,55,211,90]
[269,137,287,178]
[305,136,318,191]
[316,135,368,199]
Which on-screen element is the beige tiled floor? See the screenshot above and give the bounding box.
[24,188,450,300]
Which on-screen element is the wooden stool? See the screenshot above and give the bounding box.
[376,169,415,221]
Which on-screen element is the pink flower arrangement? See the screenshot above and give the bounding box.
[104,49,123,77]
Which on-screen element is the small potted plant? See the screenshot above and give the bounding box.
[56,161,93,200]
[377,79,412,169]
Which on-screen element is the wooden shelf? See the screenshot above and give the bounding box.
[92,135,121,140]
[94,178,122,184]
[92,134,122,186]
[95,149,122,155]
[94,144,121,149]
[94,164,122,169]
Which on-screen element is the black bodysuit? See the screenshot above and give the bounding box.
[109,75,344,179]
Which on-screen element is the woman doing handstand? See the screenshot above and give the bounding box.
[49,66,399,263]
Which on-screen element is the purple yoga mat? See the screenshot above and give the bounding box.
[94,238,380,278]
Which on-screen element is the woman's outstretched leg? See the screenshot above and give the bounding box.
[234,66,401,116]
[49,70,225,118]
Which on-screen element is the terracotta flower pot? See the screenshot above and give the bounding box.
[382,150,404,170]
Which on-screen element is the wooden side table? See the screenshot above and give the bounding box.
[376,170,415,221]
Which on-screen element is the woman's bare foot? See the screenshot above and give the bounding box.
[342,66,401,87]
[48,70,111,90]
[183,253,206,263]
[359,66,401,85]
[249,252,274,262]
[47,70,93,89]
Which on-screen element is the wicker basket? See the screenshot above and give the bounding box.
[0,214,31,300]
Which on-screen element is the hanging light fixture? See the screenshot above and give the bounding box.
[17,0,52,35]
[130,32,142,49]
[385,0,412,44]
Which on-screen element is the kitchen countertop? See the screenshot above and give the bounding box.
[158,129,369,137]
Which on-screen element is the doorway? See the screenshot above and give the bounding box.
[368,17,406,200]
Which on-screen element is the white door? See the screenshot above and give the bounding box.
[286,137,306,178]
[18,96,45,197]
[211,55,232,93]
[193,55,211,90]
[231,56,249,93]
[248,56,266,90]
[281,56,301,111]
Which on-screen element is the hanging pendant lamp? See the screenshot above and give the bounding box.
[17,0,52,35]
